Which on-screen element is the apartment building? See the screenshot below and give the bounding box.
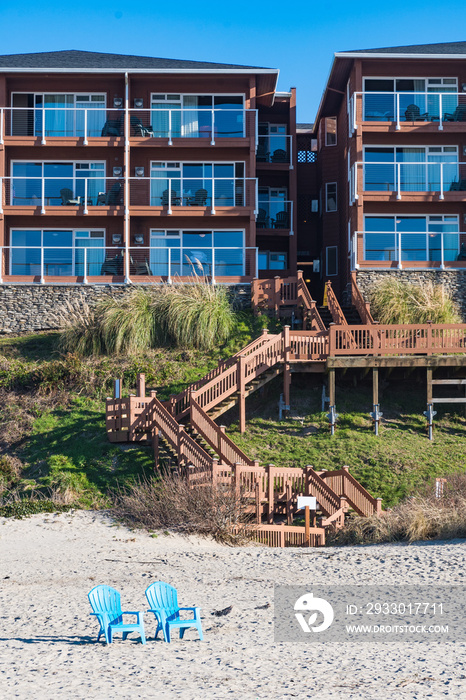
[0,50,297,286]
[314,41,466,299]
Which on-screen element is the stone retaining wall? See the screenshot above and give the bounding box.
[356,270,466,320]
[0,283,252,334]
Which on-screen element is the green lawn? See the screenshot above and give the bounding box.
[1,330,466,512]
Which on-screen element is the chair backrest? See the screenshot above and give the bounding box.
[271,149,287,163]
[88,585,122,616]
[145,582,179,616]
[405,104,420,120]
[275,210,289,227]
[101,119,121,137]
[107,182,121,205]
[60,188,73,204]
[194,188,208,205]
[257,208,268,224]
[130,116,145,135]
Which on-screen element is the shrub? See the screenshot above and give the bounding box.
[331,476,466,545]
[59,279,236,356]
[370,278,461,325]
[112,473,251,543]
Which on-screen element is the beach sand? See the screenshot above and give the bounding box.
[1,510,465,699]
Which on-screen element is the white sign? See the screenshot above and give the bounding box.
[297,496,317,510]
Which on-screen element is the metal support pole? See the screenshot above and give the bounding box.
[423,403,437,441]
[327,405,339,436]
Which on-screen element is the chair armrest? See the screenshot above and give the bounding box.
[178,607,201,613]
[122,610,144,619]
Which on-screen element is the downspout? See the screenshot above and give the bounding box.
[124,71,130,283]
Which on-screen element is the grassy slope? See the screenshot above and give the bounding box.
[1,329,466,510]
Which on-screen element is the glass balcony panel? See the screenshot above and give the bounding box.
[10,230,41,275]
[364,232,396,261]
[364,163,395,191]
[182,248,212,276]
[363,93,396,121]
[400,233,427,261]
[213,231,243,247]
[428,233,459,261]
[214,248,244,276]
[74,238,105,276]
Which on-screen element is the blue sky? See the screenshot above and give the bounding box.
[2,1,466,121]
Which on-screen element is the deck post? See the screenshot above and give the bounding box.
[274,276,281,317]
[427,368,433,404]
[376,497,383,515]
[255,482,261,524]
[305,505,310,547]
[267,464,275,524]
[152,427,159,469]
[238,354,246,434]
[136,373,146,398]
[304,465,312,496]
[234,463,241,499]
[286,480,292,525]
[283,325,291,416]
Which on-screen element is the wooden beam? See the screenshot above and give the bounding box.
[328,368,336,406]
[427,368,433,404]
[372,367,379,406]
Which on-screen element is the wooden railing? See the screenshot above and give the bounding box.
[252,272,326,331]
[297,274,326,331]
[320,467,382,516]
[190,397,255,466]
[351,272,375,325]
[232,524,326,547]
[329,324,466,357]
[326,280,347,326]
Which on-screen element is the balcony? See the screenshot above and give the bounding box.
[0,106,257,144]
[0,177,123,214]
[256,201,293,233]
[129,176,257,214]
[0,242,259,284]
[256,135,293,165]
[351,229,466,270]
[350,161,466,201]
[349,92,466,133]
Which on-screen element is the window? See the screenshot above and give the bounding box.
[149,230,245,277]
[326,183,337,212]
[11,93,106,137]
[11,161,106,206]
[258,251,288,270]
[363,78,458,122]
[364,215,459,262]
[149,162,244,207]
[325,117,337,146]
[150,94,245,139]
[363,146,458,192]
[10,229,105,276]
[326,246,338,276]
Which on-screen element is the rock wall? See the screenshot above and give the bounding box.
[356,270,466,320]
[0,283,252,334]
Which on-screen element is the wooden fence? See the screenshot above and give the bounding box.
[252,271,326,331]
[232,524,326,548]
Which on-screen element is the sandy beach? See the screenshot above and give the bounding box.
[1,510,465,699]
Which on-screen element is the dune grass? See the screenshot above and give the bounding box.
[370,277,461,325]
[60,278,236,356]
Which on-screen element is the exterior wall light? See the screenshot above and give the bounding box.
[112,234,122,244]
[113,166,123,177]
[113,97,123,108]
[135,167,144,177]
[134,98,144,108]
[133,234,144,245]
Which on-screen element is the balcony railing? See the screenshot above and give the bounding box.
[350,92,466,133]
[256,201,293,231]
[0,245,259,284]
[256,135,293,165]
[351,161,466,200]
[353,230,464,270]
[0,107,258,144]
[129,176,258,213]
[0,177,123,213]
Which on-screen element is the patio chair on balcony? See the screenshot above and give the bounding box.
[101,119,122,137]
[100,253,124,276]
[271,149,288,163]
[130,257,152,275]
[449,178,466,191]
[60,188,81,206]
[161,189,180,206]
[192,188,208,206]
[444,105,466,122]
[130,116,154,137]
[271,210,290,229]
[256,143,270,162]
[404,104,428,121]
[97,182,122,206]
[256,208,269,228]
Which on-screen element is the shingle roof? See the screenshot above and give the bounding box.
[0,49,273,71]
[339,40,466,55]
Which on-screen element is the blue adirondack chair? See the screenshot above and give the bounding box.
[145,581,203,643]
[88,585,146,644]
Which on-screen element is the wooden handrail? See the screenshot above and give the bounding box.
[326,280,347,326]
[321,467,381,516]
[190,397,255,466]
[297,273,326,331]
[351,271,375,325]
